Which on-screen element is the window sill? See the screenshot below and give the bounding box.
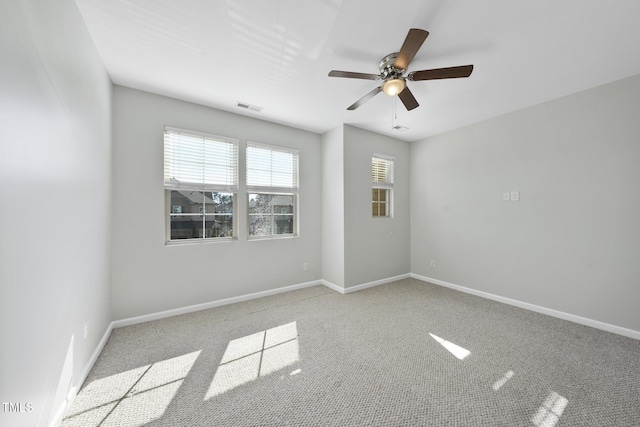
[165,237,236,247]
[248,234,298,242]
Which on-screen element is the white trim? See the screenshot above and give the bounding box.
[56,279,324,426]
[78,322,114,389]
[344,273,411,294]
[164,125,239,144]
[247,140,300,155]
[56,272,638,427]
[246,186,299,194]
[48,321,114,427]
[112,280,323,328]
[44,271,410,427]
[372,152,395,161]
[321,273,410,295]
[321,279,345,294]
[410,273,640,341]
[48,402,66,427]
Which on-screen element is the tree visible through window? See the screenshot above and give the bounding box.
[163,128,299,241]
[248,194,295,237]
[246,143,298,238]
[372,154,394,217]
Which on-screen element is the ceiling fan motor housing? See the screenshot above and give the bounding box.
[379,52,407,96]
[379,52,405,80]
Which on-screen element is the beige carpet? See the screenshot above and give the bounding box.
[63,278,640,426]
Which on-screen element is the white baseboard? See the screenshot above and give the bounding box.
[56,279,325,426]
[47,390,74,427]
[321,273,411,295]
[48,321,114,427]
[410,273,640,341]
[78,322,114,388]
[344,273,411,294]
[321,279,344,294]
[113,279,324,329]
[112,273,411,330]
[59,272,637,427]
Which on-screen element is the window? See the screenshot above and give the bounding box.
[372,154,394,217]
[163,129,299,241]
[164,127,238,241]
[246,142,299,238]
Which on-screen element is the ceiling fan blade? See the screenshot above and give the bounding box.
[329,70,380,80]
[394,28,429,71]
[398,86,419,111]
[409,65,474,81]
[347,86,382,110]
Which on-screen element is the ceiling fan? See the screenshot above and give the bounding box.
[328,28,473,111]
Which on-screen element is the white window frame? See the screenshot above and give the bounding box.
[246,142,299,239]
[163,126,238,243]
[372,153,394,218]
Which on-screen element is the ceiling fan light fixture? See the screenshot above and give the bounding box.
[328,28,473,111]
[382,78,406,96]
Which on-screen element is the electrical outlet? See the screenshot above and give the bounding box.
[502,192,510,201]
[303,262,309,271]
[510,191,520,201]
[430,260,436,268]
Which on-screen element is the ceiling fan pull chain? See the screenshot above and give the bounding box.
[391,96,397,129]
[395,96,398,121]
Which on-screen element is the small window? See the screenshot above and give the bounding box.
[246,142,299,238]
[164,127,238,241]
[372,154,394,218]
[372,188,389,217]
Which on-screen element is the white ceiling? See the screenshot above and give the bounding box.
[75,0,640,142]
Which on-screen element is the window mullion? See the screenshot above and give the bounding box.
[201,191,206,238]
[271,197,275,235]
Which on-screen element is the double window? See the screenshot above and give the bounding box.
[163,127,298,242]
[372,154,394,218]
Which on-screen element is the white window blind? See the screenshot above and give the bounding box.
[246,142,299,193]
[372,154,394,189]
[164,127,238,192]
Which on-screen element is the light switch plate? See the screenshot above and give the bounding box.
[503,192,510,201]
[510,191,520,201]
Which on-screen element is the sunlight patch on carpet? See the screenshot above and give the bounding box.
[205,321,299,399]
[429,333,471,360]
[492,370,514,391]
[62,350,201,427]
[532,391,568,427]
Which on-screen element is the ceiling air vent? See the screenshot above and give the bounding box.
[392,124,409,131]
[235,101,262,112]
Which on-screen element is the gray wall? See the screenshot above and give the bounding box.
[111,86,323,320]
[411,74,640,332]
[0,0,113,426]
[321,126,346,288]
[320,125,411,289]
[343,125,411,288]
